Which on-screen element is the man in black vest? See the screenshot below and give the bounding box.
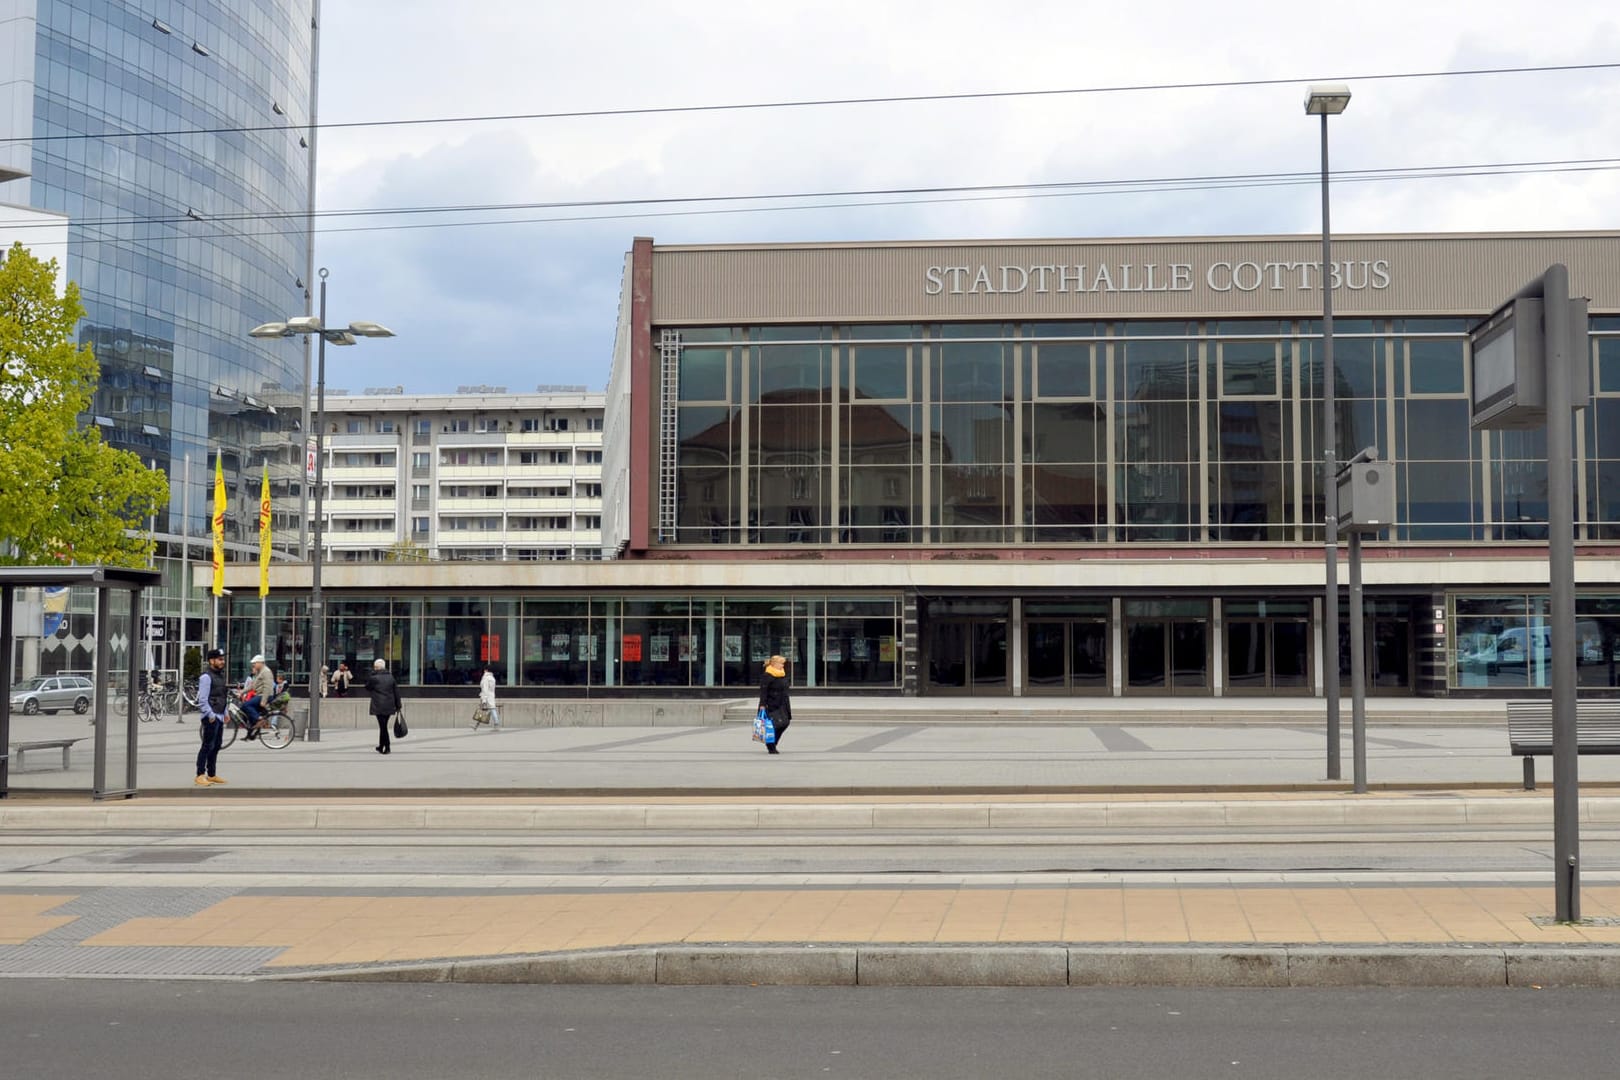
[196,647,229,786]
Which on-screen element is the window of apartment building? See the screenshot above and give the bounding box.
[336,451,396,468]
[578,482,602,497]
[444,419,469,433]
[340,485,394,499]
[377,419,396,434]
[345,420,364,434]
[412,484,430,501]
[547,417,569,432]
[412,452,431,470]
[586,416,604,431]
[477,417,503,433]
[581,450,602,464]
[549,450,572,465]
[414,419,432,436]
[520,417,541,433]
[411,517,429,534]
[439,450,502,466]
[578,515,602,530]
[517,451,540,465]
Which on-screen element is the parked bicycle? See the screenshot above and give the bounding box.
[216,687,296,749]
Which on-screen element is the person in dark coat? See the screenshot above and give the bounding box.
[758,653,792,754]
[366,658,401,754]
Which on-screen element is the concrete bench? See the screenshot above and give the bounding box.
[9,737,84,772]
[1506,700,1620,790]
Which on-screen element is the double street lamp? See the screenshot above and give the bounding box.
[1305,83,1351,782]
[251,267,393,742]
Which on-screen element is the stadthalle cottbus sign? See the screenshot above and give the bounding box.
[923,259,1393,296]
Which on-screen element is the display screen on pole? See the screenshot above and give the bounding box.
[1470,297,1546,430]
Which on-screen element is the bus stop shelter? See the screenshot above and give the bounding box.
[1,565,161,800]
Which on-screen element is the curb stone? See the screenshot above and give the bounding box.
[276,944,1620,988]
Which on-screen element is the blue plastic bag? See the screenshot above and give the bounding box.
[752,707,776,745]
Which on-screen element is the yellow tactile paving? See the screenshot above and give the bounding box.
[70,885,1620,968]
[0,894,78,943]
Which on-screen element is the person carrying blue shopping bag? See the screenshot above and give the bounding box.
[757,653,792,755]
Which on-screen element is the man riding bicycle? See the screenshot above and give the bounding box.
[238,653,277,741]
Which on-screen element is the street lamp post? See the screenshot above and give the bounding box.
[1305,83,1351,782]
[251,267,393,742]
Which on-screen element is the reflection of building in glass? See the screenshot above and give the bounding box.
[0,1,314,543]
[2,2,317,674]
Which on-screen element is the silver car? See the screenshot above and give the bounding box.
[9,675,94,715]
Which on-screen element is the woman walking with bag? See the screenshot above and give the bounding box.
[474,665,502,730]
[758,653,792,754]
[366,658,401,754]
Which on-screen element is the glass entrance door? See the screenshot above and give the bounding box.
[1124,600,1210,696]
[1336,600,1415,695]
[1225,600,1312,695]
[925,617,1008,694]
[1026,619,1110,694]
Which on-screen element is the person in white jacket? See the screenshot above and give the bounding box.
[477,667,501,731]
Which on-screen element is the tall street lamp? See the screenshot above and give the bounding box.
[1305,82,1351,781]
[251,267,393,742]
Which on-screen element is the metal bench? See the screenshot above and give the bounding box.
[1506,700,1620,790]
[8,737,84,772]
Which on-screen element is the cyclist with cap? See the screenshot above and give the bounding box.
[238,653,277,740]
[196,647,228,786]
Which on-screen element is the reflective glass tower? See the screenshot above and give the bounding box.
[0,0,315,551]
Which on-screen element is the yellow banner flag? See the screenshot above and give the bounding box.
[211,453,226,597]
[259,464,272,598]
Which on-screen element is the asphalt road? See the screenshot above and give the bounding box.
[4,980,1616,1080]
[4,825,1620,877]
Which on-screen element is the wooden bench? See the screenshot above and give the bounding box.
[1506,700,1620,790]
[8,738,84,772]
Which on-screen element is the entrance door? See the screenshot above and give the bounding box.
[1026,619,1110,695]
[1336,602,1415,695]
[1226,616,1312,694]
[1123,600,1210,696]
[925,617,1007,694]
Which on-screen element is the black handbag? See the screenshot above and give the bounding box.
[392,705,408,739]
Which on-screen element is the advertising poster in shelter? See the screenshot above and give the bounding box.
[579,634,599,661]
[678,634,692,662]
[651,635,670,662]
[723,635,742,662]
[523,635,546,663]
[622,634,643,662]
[879,636,896,662]
[550,633,572,661]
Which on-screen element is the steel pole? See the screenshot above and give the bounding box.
[307,271,328,743]
[1544,263,1579,921]
[1319,110,1342,780]
[1349,528,1367,793]
[178,455,190,721]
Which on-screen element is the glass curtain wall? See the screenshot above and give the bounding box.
[221,594,902,690]
[673,318,1594,545]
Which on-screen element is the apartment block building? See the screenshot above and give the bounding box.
[318,386,605,562]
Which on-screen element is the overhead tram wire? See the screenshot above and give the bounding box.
[2,61,1615,147]
[19,155,1618,248]
[3,155,1618,236]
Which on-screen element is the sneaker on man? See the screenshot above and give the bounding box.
[194,775,211,787]
[207,776,228,785]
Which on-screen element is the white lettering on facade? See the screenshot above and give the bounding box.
[999,265,1028,294]
[922,259,1394,297]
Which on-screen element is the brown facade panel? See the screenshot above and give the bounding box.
[650,233,1620,325]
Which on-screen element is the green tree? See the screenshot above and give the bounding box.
[0,242,168,566]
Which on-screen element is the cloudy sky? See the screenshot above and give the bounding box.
[310,1,1620,395]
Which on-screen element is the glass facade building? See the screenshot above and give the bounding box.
[0,0,314,548]
[211,233,1618,703]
